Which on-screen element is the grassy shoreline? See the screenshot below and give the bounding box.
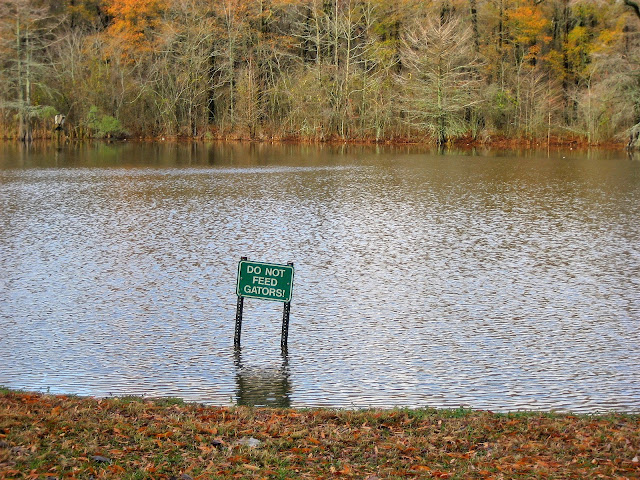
[1,389,639,479]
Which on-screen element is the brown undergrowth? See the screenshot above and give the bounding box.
[1,389,639,479]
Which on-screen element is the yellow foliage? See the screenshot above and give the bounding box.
[593,23,623,53]
[507,5,550,45]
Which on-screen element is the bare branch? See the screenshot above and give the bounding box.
[624,0,640,19]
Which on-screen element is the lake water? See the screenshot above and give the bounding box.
[1,142,639,413]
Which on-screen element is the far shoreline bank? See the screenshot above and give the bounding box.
[1,132,633,152]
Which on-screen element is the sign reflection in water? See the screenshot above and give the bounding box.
[234,349,291,408]
[0,142,639,412]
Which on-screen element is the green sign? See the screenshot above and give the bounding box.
[236,260,294,302]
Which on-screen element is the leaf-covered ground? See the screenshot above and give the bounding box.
[1,389,639,479]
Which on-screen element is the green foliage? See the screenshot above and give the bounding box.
[38,105,58,120]
[86,106,125,138]
[486,88,517,131]
[152,397,186,407]
[114,395,146,404]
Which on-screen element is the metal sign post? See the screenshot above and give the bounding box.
[281,285,292,351]
[234,258,294,351]
[234,256,248,348]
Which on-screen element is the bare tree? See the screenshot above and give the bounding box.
[398,14,483,145]
[150,0,216,136]
[0,0,56,141]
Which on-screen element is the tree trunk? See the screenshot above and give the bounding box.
[24,23,32,143]
[628,123,640,149]
[469,0,479,52]
[16,15,26,142]
[561,0,571,124]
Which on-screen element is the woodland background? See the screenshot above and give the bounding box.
[2,0,640,145]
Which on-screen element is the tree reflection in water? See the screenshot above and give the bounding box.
[233,348,291,407]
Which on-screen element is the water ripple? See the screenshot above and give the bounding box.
[1,144,639,412]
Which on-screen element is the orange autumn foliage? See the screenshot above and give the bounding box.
[104,0,165,56]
